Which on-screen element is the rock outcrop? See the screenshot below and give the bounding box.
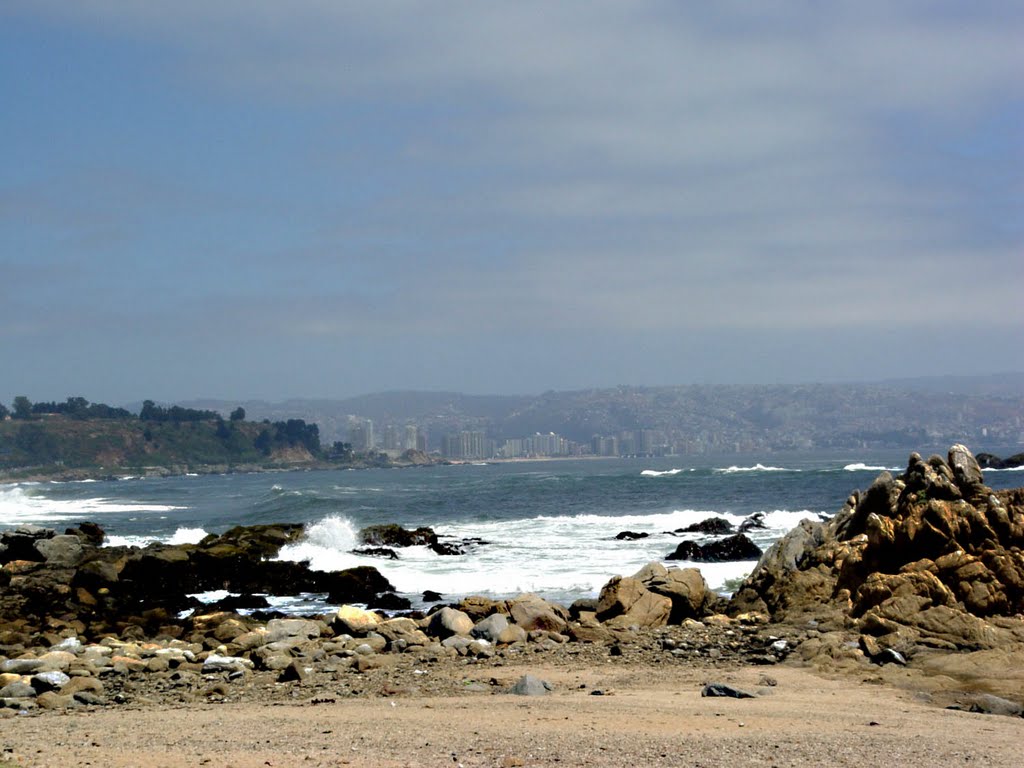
[0,523,400,639]
[730,445,1024,654]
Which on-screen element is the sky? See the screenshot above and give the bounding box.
[2,2,1022,405]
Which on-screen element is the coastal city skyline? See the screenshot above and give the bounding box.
[3,4,1022,406]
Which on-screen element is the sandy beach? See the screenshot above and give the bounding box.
[3,651,1023,768]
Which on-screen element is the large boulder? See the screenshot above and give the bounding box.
[634,562,711,622]
[426,607,474,639]
[595,575,671,629]
[505,594,568,633]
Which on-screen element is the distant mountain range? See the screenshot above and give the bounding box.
[166,373,1024,454]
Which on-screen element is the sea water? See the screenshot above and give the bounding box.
[2,451,1021,612]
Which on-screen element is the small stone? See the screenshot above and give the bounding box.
[509,675,552,696]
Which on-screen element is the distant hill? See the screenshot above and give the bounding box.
[172,374,1024,453]
[0,403,328,479]
[877,372,1024,398]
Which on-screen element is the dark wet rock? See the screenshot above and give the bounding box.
[422,590,443,603]
[701,682,756,698]
[676,518,733,535]
[366,592,412,611]
[977,452,1024,470]
[738,512,768,533]
[206,594,271,612]
[359,524,437,548]
[429,541,464,556]
[871,648,907,666]
[324,566,395,605]
[666,534,763,562]
[352,547,400,559]
[616,530,650,540]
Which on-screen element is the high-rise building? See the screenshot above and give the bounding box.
[348,420,375,452]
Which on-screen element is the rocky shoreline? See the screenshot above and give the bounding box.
[1,445,1023,725]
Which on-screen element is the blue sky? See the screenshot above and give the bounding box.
[2,2,1022,405]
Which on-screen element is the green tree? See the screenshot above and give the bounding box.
[254,429,273,455]
[229,406,246,422]
[12,396,32,420]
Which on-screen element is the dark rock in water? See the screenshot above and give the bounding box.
[359,523,437,548]
[367,591,412,611]
[422,590,443,603]
[676,518,733,535]
[207,593,271,612]
[352,546,400,560]
[324,566,396,604]
[616,530,650,540]
[430,540,464,556]
[701,683,756,699]
[738,512,767,533]
[666,534,763,562]
[430,536,487,555]
[976,452,1024,470]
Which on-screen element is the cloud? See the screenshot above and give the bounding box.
[3,1,1022,346]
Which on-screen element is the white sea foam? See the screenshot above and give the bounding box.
[104,534,159,548]
[715,464,796,474]
[0,484,186,525]
[168,527,209,545]
[843,463,900,472]
[188,589,233,603]
[273,508,823,602]
[640,468,684,477]
[985,466,1024,472]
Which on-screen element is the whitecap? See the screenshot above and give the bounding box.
[843,463,900,472]
[715,464,796,474]
[640,468,683,477]
[0,485,186,526]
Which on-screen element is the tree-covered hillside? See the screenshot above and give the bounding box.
[0,396,334,477]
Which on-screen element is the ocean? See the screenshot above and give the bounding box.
[3,450,1022,614]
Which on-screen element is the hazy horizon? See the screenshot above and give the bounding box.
[3,3,1022,405]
